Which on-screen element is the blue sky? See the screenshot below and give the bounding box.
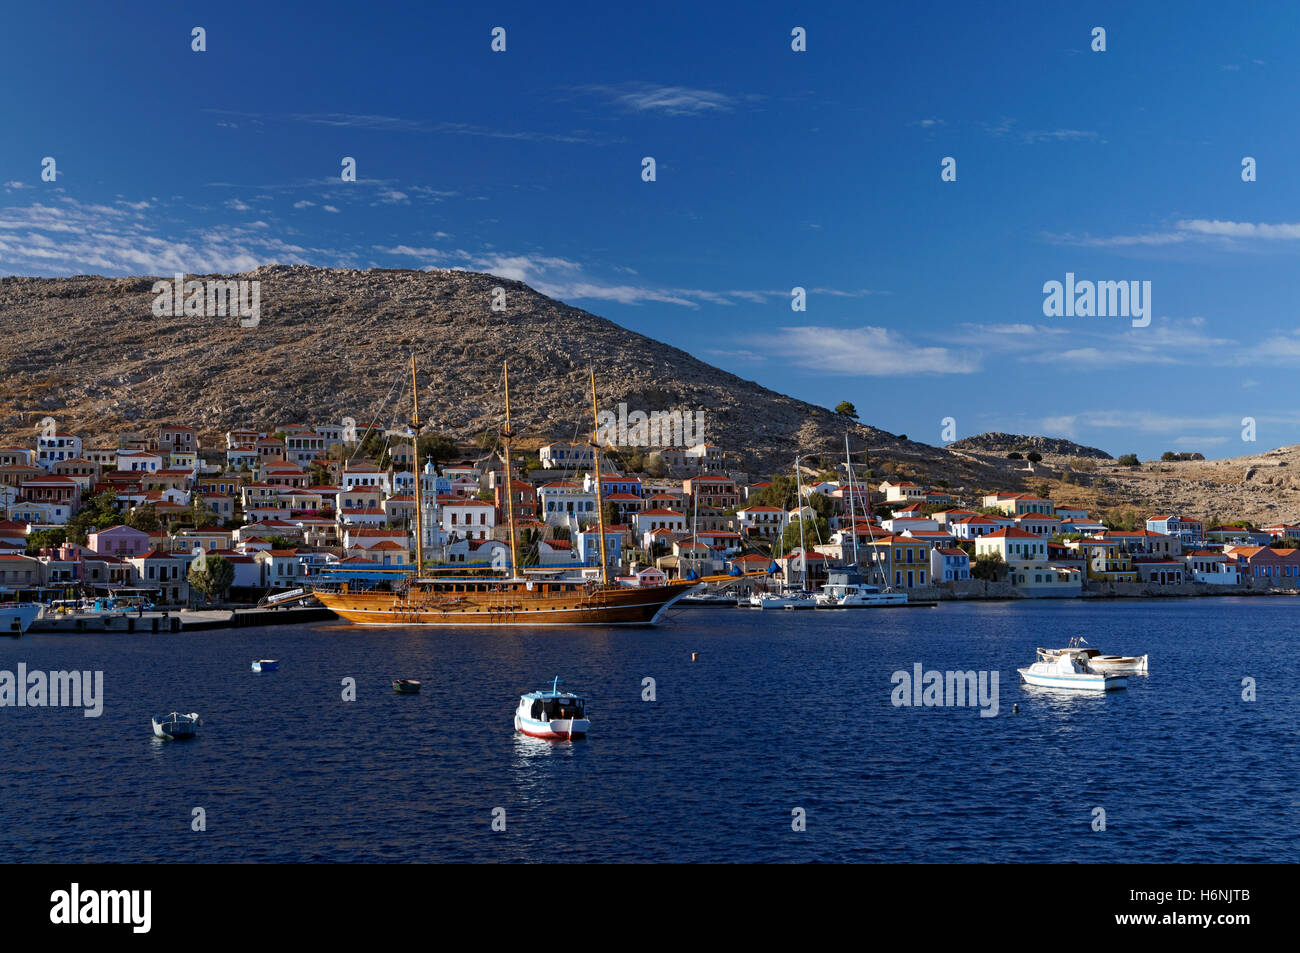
[3,1,1299,459]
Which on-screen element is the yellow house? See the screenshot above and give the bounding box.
[863,535,933,587]
[985,493,1055,517]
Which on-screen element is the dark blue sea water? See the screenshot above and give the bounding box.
[1,598,1294,863]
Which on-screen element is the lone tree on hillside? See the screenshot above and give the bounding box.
[835,401,859,419]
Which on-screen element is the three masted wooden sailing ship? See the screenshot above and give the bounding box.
[312,359,701,626]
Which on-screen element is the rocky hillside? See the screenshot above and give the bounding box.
[948,432,1113,459]
[3,265,1300,520]
[1034,446,1300,527]
[0,266,996,484]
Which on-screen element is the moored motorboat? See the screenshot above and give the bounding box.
[1018,650,1126,691]
[152,711,202,739]
[251,659,279,672]
[393,679,422,694]
[514,677,589,740]
[1037,645,1149,674]
[750,590,818,609]
[680,591,737,606]
[1,602,41,636]
[815,569,909,607]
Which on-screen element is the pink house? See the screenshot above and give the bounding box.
[88,524,152,557]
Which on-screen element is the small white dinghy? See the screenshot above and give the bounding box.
[1082,653,1148,674]
[152,711,202,739]
[1019,650,1126,692]
[251,659,279,672]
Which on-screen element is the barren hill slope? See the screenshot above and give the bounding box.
[0,265,997,485]
[3,264,1299,520]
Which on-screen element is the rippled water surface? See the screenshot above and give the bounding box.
[1,598,1293,862]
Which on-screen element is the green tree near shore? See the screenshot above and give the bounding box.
[188,553,235,604]
[971,552,1006,582]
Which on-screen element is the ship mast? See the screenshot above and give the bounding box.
[794,454,806,587]
[588,369,609,586]
[845,434,860,567]
[502,363,520,578]
[410,354,424,576]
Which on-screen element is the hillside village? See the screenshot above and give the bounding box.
[2,419,1300,609]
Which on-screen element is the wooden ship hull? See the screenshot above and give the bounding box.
[314,578,696,627]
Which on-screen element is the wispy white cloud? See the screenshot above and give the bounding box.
[1049,218,1300,248]
[1180,219,1300,239]
[0,198,348,275]
[577,83,741,116]
[373,245,878,308]
[747,326,980,376]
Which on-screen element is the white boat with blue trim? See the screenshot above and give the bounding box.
[1018,649,1127,692]
[514,677,589,740]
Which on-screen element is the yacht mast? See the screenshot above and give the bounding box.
[845,434,860,567]
[794,455,806,587]
[410,354,424,575]
[502,363,520,578]
[588,369,610,586]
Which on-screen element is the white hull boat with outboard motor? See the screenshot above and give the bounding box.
[1019,650,1126,692]
[1,602,41,636]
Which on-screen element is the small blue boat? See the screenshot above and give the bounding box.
[251,659,279,672]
